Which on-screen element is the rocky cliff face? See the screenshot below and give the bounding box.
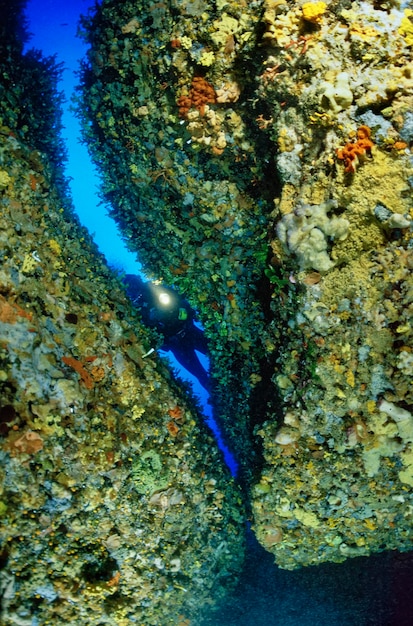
[78,0,413,570]
[0,5,245,623]
[2,2,412,620]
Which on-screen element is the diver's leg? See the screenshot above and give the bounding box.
[188,324,209,356]
[170,344,210,392]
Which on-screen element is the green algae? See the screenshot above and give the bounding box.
[130,450,170,495]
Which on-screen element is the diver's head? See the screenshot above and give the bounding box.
[149,284,182,314]
[157,289,173,307]
[124,274,189,325]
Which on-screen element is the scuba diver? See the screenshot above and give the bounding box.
[123,274,210,392]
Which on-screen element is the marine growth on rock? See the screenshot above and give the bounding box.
[1,3,413,625]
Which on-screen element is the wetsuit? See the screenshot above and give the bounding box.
[123,274,210,391]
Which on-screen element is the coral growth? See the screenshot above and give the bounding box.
[177,76,217,117]
[301,2,327,24]
[336,126,374,173]
[277,201,350,272]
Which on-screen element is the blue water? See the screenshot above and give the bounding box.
[25,0,140,274]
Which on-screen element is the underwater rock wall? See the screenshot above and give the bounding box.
[251,0,413,568]
[77,0,278,472]
[0,9,245,624]
[78,0,413,569]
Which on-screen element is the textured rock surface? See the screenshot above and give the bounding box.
[248,0,413,569]
[77,0,278,474]
[0,7,245,624]
[78,0,413,570]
